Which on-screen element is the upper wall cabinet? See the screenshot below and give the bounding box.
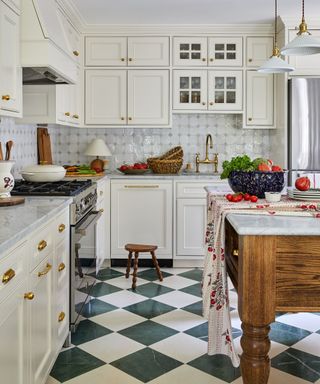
[0,0,22,117]
[58,7,81,64]
[173,36,242,67]
[246,36,273,67]
[85,36,170,66]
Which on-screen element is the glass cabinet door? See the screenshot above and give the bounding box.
[208,37,243,67]
[173,70,207,110]
[173,37,208,66]
[208,71,242,111]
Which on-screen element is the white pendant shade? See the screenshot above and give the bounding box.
[281,32,320,56]
[85,138,112,156]
[257,55,295,73]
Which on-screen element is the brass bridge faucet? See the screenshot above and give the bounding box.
[195,134,219,173]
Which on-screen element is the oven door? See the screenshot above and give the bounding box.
[70,209,103,331]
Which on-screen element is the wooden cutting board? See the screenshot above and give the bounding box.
[0,197,25,206]
[37,127,52,164]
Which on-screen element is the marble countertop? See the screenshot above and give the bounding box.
[0,197,72,256]
[108,171,223,180]
[227,213,320,236]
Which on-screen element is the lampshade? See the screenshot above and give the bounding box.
[85,139,112,157]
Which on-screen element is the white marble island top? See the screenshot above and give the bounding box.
[0,197,72,255]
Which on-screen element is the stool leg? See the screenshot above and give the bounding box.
[126,251,132,278]
[132,252,139,289]
[151,251,163,282]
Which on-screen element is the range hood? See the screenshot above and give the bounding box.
[21,0,77,85]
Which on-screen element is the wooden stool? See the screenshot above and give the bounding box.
[125,244,163,289]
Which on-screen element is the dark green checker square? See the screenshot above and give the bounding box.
[182,300,203,316]
[88,268,124,281]
[111,347,182,382]
[271,348,320,382]
[119,320,178,346]
[178,269,203,282]
[76,299,117,318]
[71,319,112,346]
[136,268,172,281]
[79,282,121,297]
[188,353,241,383]
[50,347,105,382]
[123,299,175,319]
[184,322,208,342]
[128,282,174,298]
[180,283,202,297]
[269,321,311,346]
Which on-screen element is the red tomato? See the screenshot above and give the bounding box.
[272,165,283,172]
[226,194,233,202]
[250,195,258,202]
[258,163,272,171]
[232,194,243,202]
[267,159,273,167]
[243,193,251,201]
[119,165,128,171]
[295,177,311,191]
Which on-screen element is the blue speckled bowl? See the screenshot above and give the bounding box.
[228,171,285,198]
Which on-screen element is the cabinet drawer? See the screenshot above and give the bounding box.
[176,181,229,198]
[0,241,28,303]
[29,224,54,271]
[55,208,69,244]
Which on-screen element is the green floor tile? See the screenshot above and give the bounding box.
[184,322,208,342]
[88,268,124,281]
[178,269,203,282]
[119,320,178,345]
[50,347,106,382]
[136,268,172,281]
[111,347,182,382]
[182,300,203,316]
[79,282,121,297]
[271,348,320,382]
[123,299,175,319]
[188,353,241,383]
[269,321,311,346]
[76,299,117,318]
[128,282,174,297]
[71,319,112,346]
[180,282,202,297]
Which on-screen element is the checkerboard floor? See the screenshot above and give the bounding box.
[47,267,320,384]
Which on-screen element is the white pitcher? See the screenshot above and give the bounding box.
[0,161,15,198]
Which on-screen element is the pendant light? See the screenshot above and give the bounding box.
[258,0,295,73]
[281,0,320,56]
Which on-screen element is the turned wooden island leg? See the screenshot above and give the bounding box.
[238,236,277,384]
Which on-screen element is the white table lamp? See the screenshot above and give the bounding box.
[85,138,112,171]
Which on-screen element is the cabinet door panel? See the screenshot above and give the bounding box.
[177,199,206,256]
[208,37,243,67]
[128,70,169,125]
[85,37,127,66]
[246,71,274,126]
[58,8,81,63]
[96,199,107,271]
[173,37,207,66]
[85,70,127,125]
[246,37,273,67]
[128,37,169,66]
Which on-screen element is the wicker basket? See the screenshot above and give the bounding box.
[159,146,184,160]
[147,157,183,174]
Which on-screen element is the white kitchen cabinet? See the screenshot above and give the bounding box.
[85,36,127,66]
[58,7,81,64]
[127,37,169,66]
[208,37,243,67]
[111,180,173,258]
[208,70,242,111]
[0,0,21,116]
[173,37,207,66]
[246,36,273,67]
[96,199,107,271]
[246,71,274,127]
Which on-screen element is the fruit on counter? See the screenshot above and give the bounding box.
[225,192,258,203]
[250,195,258,202]
[258,163,272,171]
[243,193,251,201]
[295,176,311,191]
[271,165,283,172]
[119,162,148,172]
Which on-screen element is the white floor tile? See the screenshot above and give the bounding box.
[148,365,226,384]
[45,377,60,384]
[150,332,207,363]
[292,333,320,357]
[153,275,197,289]
[90,308,145,332]
[153,309,206,331]
[161,267,194,275]
[106,276,149,289]
[233,337,288,359]
[230,309,242,330]
[63,365,142,384]
[276,313,320,332]
[153,290,200,308]
[78,333,144,363]
[98,290,147,307]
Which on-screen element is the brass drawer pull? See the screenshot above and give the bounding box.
[24,292,34,300]
[248,58,253,63]
[2,95,10,101]
[73,50,80,56]
[202,102,206,106]
[248,117,253,122]
[64,112,70,117]
[232,249,239,257]
[121,58,125,62]
[38,263,52,277]
[210,58,214,62]
[58,262,66,272]
[58,311,66,322]
[209,102,214,106]
[38,240,47,251]
[58,224,66,233]
[202,58,206,62]
[124,185,159,189]
[100,208,104,213]
[73,114,79,119]
[128,117,132,121]
[2,268,15,284]
[128,58,133,62]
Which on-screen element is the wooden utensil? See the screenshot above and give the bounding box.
[0,197,25,207]
[5,140,13,160]
[0,142,3,161]
[37,127,52,164]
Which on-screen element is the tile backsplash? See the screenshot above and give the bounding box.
[1,114,272,177]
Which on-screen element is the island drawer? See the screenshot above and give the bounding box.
[29,222,54,271]
[54,208,69,244]
[176,181,229,198]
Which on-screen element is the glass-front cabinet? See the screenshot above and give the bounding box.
[208,37,242,66]
[173,37,207,66]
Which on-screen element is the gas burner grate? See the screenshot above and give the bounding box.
[12,180,93,196]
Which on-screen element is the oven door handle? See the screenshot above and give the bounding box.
[75,209,103,236]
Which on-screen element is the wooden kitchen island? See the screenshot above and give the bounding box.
[225,213,320,384]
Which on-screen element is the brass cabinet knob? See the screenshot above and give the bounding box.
[248,117,253,121]
[202,58,206,62]
[2,268,15,284]
[58,224,66,233]
[73,50,80,57]
[232,249,239,257]
[2,95,10,101]
[100,190,103,196]
[128,117,132,121]
[121,117,125,121]
[128,58,133,62]
[210,58,214,62]
[209,102,214,106]
[202,102,206,106]
[248,58,253,63]
[58,312,66,322]
[58,262,66,272]
[73,114,79,119]
[64,112,70,117]
[100,208,104,213]
[38,240,47,251]
[24,292,35,300]
[38,263,52,277]
[121,58,125,62]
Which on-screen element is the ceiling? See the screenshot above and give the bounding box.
[68,0,320,25]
